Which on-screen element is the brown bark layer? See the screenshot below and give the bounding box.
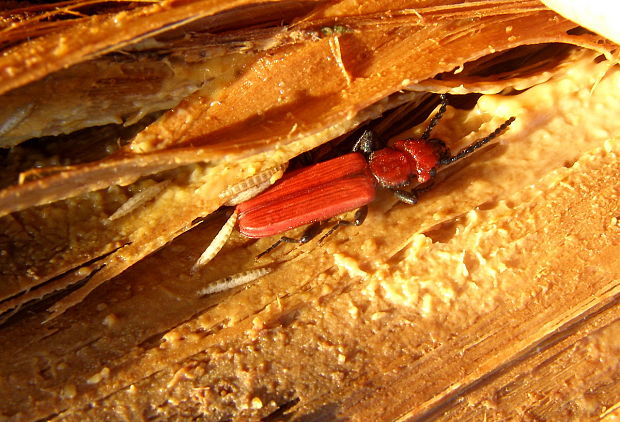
[0,1,618,421]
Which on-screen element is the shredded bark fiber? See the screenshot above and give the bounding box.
[0,1,619,420]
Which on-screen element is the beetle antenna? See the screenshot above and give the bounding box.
[421,94,448,140]
[440,117,515,166]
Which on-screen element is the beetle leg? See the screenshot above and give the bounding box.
[352,129,377,156]
[393,189,418,205]
[256,222,323,259]
[393,182,435,205]
[319,206,368,243]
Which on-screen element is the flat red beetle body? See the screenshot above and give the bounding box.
[237,153,376,238]
[193,94,515,272]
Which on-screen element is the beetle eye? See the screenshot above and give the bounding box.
[426,138,451,162]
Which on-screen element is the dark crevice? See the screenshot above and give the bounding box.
[0,244,124,327]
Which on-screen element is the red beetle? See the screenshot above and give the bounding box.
[195,96,515,269]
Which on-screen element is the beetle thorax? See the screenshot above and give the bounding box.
[369,138,446,188]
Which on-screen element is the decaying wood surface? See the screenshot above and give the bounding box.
[0,0,609,323]
[0,0,619,421]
